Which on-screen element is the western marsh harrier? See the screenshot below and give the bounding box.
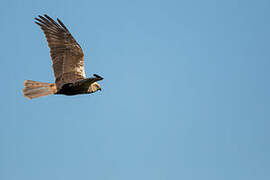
[23,15,103,99]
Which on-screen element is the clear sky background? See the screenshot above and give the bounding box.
[1,0,270,179]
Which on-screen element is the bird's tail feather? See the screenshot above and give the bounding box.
[23,80,57,99]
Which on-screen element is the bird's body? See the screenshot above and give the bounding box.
[56,77,103,96]
[23,15,103,99]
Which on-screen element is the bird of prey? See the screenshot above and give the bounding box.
[23,15,103,99]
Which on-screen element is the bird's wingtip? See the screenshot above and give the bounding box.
[93,74,104,80]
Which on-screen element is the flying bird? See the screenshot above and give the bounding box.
[23,15,103,99]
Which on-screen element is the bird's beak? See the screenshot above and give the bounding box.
[99,88,102,91]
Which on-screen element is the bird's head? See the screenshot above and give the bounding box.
[89,82,102,93]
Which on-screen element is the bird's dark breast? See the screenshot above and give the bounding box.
[56,83,89,95]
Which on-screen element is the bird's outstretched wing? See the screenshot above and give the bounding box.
[35,14,86,90]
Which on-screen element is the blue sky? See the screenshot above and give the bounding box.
[1,0,270,179]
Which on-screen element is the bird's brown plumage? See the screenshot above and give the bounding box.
[35,15,86,90]
[23,15,103,99]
